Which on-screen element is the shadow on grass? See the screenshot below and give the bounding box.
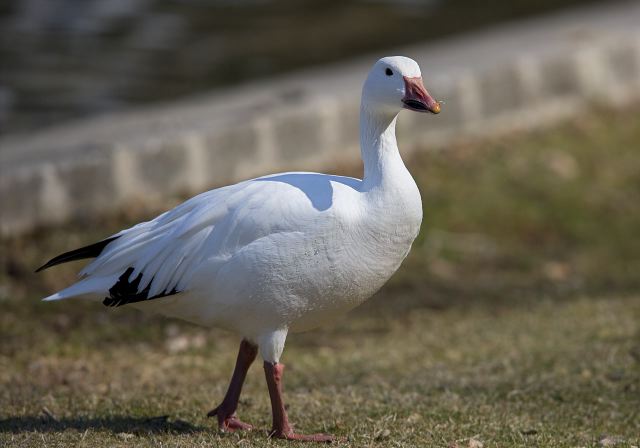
[0,414,205,434]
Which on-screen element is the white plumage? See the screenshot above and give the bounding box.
[39,55,440,441]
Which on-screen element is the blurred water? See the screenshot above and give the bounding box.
[0,0,602,135]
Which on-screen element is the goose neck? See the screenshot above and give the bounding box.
[360,105,405,191]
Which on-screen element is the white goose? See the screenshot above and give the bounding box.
[38,56,440,442]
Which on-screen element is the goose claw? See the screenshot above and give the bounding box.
[208,407,253,432]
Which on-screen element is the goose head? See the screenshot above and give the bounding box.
[362,56,440,116]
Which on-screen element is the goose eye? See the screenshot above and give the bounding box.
[385,68,393,76]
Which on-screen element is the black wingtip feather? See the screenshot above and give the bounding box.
[102,267,179,307]
[35,236,120,273]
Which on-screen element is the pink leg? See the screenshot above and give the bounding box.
[264,361,335,442]
[208,339,258,431]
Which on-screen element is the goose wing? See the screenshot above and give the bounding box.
[50,173,360,306]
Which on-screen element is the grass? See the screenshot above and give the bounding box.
[1,105,640,447]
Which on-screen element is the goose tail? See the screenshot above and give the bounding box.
[42,276,113,302]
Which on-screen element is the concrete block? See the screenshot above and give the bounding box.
[478,65,525,115]
[540,55,581,98]
[514,57,544,104]
[430,83,465,130]
[274,109,325,162]
[574,47,610,100]
[0,168,43,235]
[36,165,71,226]
[201,123,260,182]
[455,74,483,126]
[133,139,190,196]
[335,100,360,152]
[607,41,640,85]
[56,154,118,216]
